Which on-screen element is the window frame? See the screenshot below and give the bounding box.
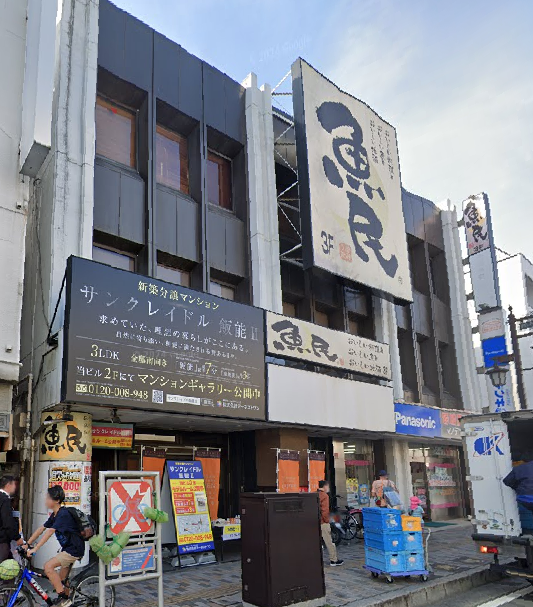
[209,280,235,301]
[92,244,136,272]
[207,150,232,211]
[155,124,190,194]
[95,96,136,169]
[156,263,191,288]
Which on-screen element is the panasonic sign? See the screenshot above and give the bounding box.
[394,403,442,438]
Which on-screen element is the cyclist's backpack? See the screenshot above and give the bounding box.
[66,507,97,541]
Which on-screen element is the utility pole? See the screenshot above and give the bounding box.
[508,306,527,410]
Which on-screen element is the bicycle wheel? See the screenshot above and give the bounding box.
[0,585,33,607]
[71,575,115,607]
[344,515,360,541]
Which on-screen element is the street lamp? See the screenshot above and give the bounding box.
[486,363,509,388]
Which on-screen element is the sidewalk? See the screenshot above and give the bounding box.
[114,522,518,607]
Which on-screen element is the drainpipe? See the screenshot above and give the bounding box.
[19,374,33,530]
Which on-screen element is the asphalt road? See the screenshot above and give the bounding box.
[476,585,532,607]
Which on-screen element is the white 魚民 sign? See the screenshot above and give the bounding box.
[266,312,391,380]
[463,194,490,256]
[292,59,411,302]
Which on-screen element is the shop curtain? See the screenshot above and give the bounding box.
[308,451,326,492]
[277,450,300,493]
[142,447,166,484]
[194,449,221,520]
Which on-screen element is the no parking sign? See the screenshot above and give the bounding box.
[107,479,154,535]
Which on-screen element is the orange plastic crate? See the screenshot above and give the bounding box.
[401,515,422,532]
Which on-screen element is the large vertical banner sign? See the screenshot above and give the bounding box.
[292,59,411,302]
[167,461,215,554]
[277,450,300,493]
[39,412,92,462]
[194,449,221,520]
[142,447,167,483]
[308,452,326,493]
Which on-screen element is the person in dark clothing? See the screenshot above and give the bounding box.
[27,486,85,607]
[0,476,22,563]
[503,451,533,513]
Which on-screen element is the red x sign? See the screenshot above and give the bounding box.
[108,480,154,535]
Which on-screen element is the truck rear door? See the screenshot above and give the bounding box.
[463,416,521,537]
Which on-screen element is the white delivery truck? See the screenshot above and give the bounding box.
[462,410,533,581]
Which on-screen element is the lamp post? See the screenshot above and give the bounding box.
[485,363,509,389]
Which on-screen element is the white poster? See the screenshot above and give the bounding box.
[479,309,506,341]
[292,59,411,302]
[266,312,391,379]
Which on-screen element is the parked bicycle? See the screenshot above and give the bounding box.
[330,504,364,545]
[0,547,115,607]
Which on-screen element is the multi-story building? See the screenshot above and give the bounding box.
[0,1,30,471]
[13,0,485,559]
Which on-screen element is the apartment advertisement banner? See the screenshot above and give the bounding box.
[308,452,326,493]
[194,449,221,521]
[277,450,300,493]
[266,312,391,380]
[167,461,215,555]
[292,59,411,302]
[62,257,265,420]
[92,423,134,449]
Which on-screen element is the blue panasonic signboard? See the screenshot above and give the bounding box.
[482,335,507,369]
[394,402,442,438]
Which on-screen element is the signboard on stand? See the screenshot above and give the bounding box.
[167,461,215,555]
[107,479,155,536]
[62,256,266,420]
[108,544,156,576]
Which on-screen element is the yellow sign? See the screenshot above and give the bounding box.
[39,412,92,462]
[167,462,215,555]
[222,524,241,541]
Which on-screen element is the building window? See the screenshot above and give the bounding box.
[210,281,235,301]
[282,301,296,317]
[93,245,135,271]
[314,310,329,328]
[95,97,135,168]
[207,151,232,210]
[348,315,359,335]
[156,125,189,194]
[156,264,190,287]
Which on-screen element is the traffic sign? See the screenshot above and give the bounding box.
[107,480,154,535]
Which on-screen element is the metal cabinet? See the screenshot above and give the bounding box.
[241,493,325,607]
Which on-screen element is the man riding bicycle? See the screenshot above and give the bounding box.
[25,486,85,607]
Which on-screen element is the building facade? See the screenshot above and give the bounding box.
[10,0,485,558]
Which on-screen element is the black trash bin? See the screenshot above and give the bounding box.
[241,492,326,607]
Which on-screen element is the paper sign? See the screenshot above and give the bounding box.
[108,544,155,576]
[222,524,241,541]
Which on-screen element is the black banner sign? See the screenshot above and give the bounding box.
[62,257,266,420]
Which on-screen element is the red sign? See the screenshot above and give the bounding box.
[92,423,134,449]
[107,480,154,535]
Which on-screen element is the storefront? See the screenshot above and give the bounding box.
[395,402,467,521]
[343,440,374,508]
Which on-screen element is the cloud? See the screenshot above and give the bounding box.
[325,0,533,257]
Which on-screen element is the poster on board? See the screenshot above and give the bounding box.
[167,461,215,555]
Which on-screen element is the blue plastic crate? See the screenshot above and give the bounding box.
[365,530,403,551]
[403,550,425,571]
[365,546,405,573]
[362,507,402,532]
[403,531,423,551]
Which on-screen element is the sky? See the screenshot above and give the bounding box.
[114,0,533,258]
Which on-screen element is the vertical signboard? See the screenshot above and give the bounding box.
[167,461,215,555]
[194,449,221,521]
[277,450,300,493]
[292,59,411,302]
[308,451,325,493]
[39,412,92,462]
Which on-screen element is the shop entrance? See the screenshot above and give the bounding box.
[408,443,466,521]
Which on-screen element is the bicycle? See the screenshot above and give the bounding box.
[330,502,364,545]
[0,547,115,607]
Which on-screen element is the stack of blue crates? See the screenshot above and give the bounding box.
[363,508,425,574]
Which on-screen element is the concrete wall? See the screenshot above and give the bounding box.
[20,0,99,430]
[0,0,29,434]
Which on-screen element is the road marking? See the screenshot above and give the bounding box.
[478,586,532,607]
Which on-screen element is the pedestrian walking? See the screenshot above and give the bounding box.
[0,476,22,563]
[371,470,401,508]
[318,480,343,567]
